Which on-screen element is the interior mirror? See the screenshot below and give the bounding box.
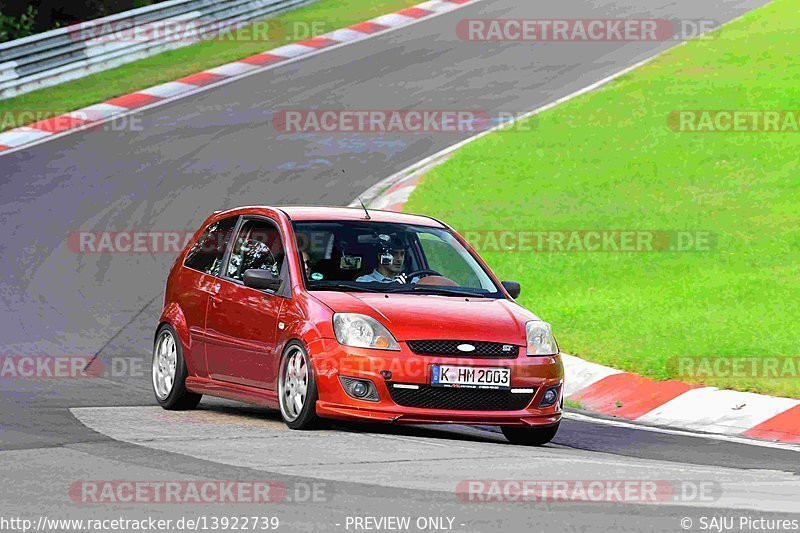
[243,269,282,291]
[501,280,521,299]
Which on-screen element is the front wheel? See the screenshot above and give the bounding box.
[152,324,201,410]
[278,341,321,430]
[501,423,559,446]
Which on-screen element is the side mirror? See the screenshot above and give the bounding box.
[243,269,282,291]
[501,280,521,299]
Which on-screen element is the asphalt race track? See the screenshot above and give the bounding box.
[1,0,797,531]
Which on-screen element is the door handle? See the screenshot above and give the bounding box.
[207,282,222,307]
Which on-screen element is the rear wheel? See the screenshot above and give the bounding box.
[278,341,321,430]
[501,423,559,446]
[152,324,201,410]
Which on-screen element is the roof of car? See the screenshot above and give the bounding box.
[217,206,446,227]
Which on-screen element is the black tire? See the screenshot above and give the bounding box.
[501,423,559,446]
[278,341,321,430]
[152,324,202,410]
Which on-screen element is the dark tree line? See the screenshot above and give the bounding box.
[1,0,165,41]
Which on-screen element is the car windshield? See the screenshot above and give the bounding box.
[292,220,502,298]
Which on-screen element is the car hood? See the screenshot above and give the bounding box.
[310,291,540,344]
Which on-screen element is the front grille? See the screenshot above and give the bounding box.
[406,340,519,358]
[388,385,535,411]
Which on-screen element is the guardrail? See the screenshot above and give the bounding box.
[0,0,316,99]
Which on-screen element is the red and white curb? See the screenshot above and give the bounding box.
[0,0,478,155]
[564,355,800,444]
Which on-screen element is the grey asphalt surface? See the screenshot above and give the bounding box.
[1,0,795,531]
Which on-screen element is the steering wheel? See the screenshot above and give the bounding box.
[405,269,443,281]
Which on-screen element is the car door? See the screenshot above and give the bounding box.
[204,216,288,389]
[179,216,239,375]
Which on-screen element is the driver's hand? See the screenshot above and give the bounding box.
[393,273,408,284]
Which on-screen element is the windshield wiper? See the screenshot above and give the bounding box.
[391,285,488,298]
[310,283,384,293]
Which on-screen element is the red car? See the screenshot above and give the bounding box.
[153,206,564,445]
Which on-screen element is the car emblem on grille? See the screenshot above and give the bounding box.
[457,343,476,352]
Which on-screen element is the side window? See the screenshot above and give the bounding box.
[417,232,480,287]
[184,217,238,276]
[227,219,285,282]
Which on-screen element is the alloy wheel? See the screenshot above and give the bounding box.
[279,347,308,422]
[152,330,177,400]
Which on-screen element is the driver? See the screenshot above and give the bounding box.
[301,250,313,279]
[356,236,411,283]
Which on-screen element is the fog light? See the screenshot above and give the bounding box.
[338,376,379,402]
[540,386,560,408]
[352,381,368,397]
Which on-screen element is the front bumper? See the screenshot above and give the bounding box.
[309,338,564,427]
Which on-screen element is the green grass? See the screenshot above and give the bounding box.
[564,399,585,410]
[405,0,800,398]
[0,0,420,131]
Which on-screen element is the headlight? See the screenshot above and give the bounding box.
[526,321,558,356]
[333,313,400,350]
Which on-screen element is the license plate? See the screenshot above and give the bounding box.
[431,365,511,389]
